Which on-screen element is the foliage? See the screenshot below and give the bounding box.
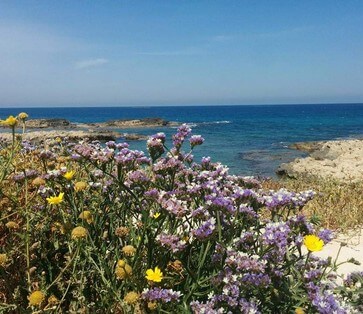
[263,176,363,231]
[0,115,362,313]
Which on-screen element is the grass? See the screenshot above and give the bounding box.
[262,175,363,232]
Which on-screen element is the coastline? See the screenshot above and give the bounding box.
[277,139,363,182]
[0,118,171,143]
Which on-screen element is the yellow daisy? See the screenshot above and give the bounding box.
[46,192,64,205]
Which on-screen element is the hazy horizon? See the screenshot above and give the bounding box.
[2,102,363,109]
[1,1,363,107]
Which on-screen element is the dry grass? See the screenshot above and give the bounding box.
[262,175,363,232]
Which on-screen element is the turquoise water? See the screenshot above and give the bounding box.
[1,104,362,176]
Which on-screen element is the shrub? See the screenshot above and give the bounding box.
[0,117,361,313]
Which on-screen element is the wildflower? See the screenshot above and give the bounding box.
[304,235,324,252]
[47,295,59,305]
[153,212,161,219]
[46,192,64,205]
[32,177,46,186]
[189,135,205,147]
[18,112,28,120]
[122,245,136,256]
[63,170,76,180]
[124,291,140,305]
[0,253,7,267]
[28,290,45,307]
[145,267,163,283]
[192,218,216,240]
[156,233,187,253]
[141,287,182,303]
[79,211,93,224]
[117,259,126,267]
[1,115,18,127]
[115,260,133,279]
[71,226,88,240]
[74,181,88,192]
[148,302,158,310]
[5,221,19,229]
[115,226,129,238]
[318,229,334,244]
[147,135,165,160]
[295,307,305,314]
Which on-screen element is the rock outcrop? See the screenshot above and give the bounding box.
[25,119,73,129]
[96,118,169,128]
[0,130,121,143]
[277,139,363,182]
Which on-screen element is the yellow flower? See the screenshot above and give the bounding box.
[0,253,7,267]
[153,212,161,219]
[148,302,158,310]
[122,245,136,256]
[63,170,75,180]
[145,267,163,283]
[46,192,64,205]
[74,181,88,192]
[71,226,88,240]
[32,177,46,186]
[5,221,19,229]
[28,290,45,307]
[117,259,126,267]
[115,260,133,279]
[124,291,139,305]
[18,112,28,120]
[47,295,59,305]
[304,235,324,252]
[1,115,18,127]
[79,210,93,224]
[115,226,130,238]
[295,308,305,314]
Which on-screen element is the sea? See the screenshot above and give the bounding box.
[1,104,363,177]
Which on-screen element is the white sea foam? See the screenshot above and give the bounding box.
[171,121,231,128]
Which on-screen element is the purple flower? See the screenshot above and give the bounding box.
[190,300,221,314]
[141,288,181,303]
[241,273,271,288]
[13,169,38,182]
[159,196,188,217]
[318,229,334,244]
[156,233,187,253]
[105,141,116,148]
[190,135,204,147]
[147,136,165,160]
[192,218,216,240]
[127,170,149,183]
[172,124,192,149]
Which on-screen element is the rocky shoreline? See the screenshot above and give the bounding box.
[277,139,363,182]
[0,117,171,143]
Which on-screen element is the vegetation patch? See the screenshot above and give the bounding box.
[0,114,362,313]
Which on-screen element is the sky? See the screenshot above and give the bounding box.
[1,1,363,107]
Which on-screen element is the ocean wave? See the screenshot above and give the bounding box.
[171,120,231,128]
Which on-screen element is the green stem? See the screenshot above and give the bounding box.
[24,176,31,292]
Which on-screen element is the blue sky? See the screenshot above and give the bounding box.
[1,1,363,107]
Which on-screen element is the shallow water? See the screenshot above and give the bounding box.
[1,104,362,177]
